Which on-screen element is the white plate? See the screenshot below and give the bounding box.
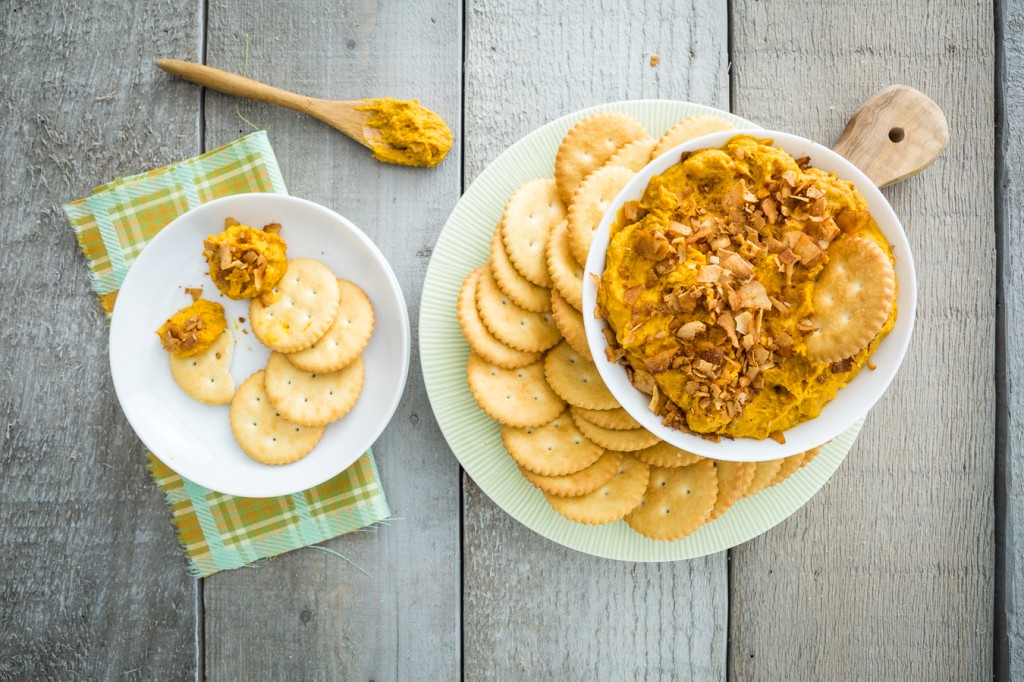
[583,130,917,461]
[420,100,867,561]
[110,193,410,498]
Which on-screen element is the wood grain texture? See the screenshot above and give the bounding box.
[728,2,995,680]
[199,1,462,680]
[0,1,201,679]
[1000,0,1023,677]
[462,1,729,679]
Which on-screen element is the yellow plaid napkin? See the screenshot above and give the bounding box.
[63,131,390,577]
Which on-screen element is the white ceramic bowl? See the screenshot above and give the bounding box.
[582,130,917,461]
[110,193,410,497]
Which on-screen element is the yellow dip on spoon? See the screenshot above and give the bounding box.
[358,98,453,167]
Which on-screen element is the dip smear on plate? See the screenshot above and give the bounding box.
[597,135,897,441]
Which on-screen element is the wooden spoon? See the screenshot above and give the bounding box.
[156,59,383,148]
[833,85,948,187]
[156,59,453,168]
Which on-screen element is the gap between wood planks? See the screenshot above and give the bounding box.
[993,0,1009,679]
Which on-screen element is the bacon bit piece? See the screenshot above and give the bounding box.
[697,264,724,283]
[224,217,241,228]
[797,318,817,333]
[781,169,798,187]
[793,233,824,265]
[769,430,787,444]
[624,285,645,305]
[185,287,203,301]
[764,236,786,254]
[717,311,739,347]
[644,348,677,373]
[836,208,869,233]
[831,358,854,373]
[720,250,755,279]
[219,242,232,269]
[737,281,772,310]
[795,156,811,169]
[751,346,771,366]
[775,331,793,348]
[677,320,707,340]
[734,311,754,336]
[634,231,673,261]
[630,368,657,395]
[722,182,746,211]
[778,248,799,266]
[263,222,282,235]
[741,182,758,203]
[761,196,779,224]
[623,201,641,222]
[769,296,788,314]
[711,235,731,251]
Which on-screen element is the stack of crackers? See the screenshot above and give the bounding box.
[460,111,820,541]
[168,254,375,466]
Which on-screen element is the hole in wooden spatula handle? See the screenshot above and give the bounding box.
[833,85,948,187]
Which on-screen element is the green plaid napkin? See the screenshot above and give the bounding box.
[63,131,390,577]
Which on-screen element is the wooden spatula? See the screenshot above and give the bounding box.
[155,59,452,167]
[833,85,948,187]
[157,59,380,148]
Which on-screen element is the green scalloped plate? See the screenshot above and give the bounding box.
[420,100,861,561]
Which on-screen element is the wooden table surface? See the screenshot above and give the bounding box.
[1,1,1016,679]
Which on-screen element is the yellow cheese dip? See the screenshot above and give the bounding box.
[156,299,226,358]
[202,220,287,300]
[359,98,452,167]
[598,135,897,440]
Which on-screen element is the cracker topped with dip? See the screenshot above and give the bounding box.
[596,134,898,442]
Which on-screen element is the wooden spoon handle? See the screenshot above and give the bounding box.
[833,85,949,187]
[156,59,322,116]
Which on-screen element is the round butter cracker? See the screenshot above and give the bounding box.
[475,265,561,353]
[490,223,551,312]
[606,136,657,172]
[546,218,584,312]
[567,164,635,267]
[285,279,374,373]
[264,352,364,427]
[550,288,591,361]
[573,406,642,431]
[745,459,784,497]
[457,266,541,369]
[709,460,756,520]
[625,460,718,541]
[651,114,736,159]
[229,370,325,465]
[249,258,340,353]
[570,407,660,452]
[501,408,604,476]
[544,341,619,410]
[520,450,623,498]
[466,352,565,428]
[555,112,647,205]
[169,329,236,405]
[500,178,566,288]
[634,440,702,468]
[805,236,896,364]
[545,453,650,525]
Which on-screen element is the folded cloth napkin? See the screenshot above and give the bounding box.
[63,131,390,577]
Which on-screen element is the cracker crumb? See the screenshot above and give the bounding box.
[650,54,660,67]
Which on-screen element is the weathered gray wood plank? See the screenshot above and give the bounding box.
[1000,0,1022,677]
[199,2,462,680]
[0,1,202,679]
[462,2,730,679]
[728,2,995,679]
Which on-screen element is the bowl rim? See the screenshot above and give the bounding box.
[581,129,917,461]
